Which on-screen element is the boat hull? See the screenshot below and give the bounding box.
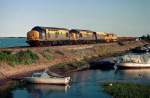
[24,77,70,85]
[116,63,150,69]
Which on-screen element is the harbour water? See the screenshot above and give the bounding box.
[0,37,28,48]
[1,69,150,98]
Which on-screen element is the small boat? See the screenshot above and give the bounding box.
[115,53,150,69]
[23,70,71,85]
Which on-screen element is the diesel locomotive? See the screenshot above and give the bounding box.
[26,26,118,46]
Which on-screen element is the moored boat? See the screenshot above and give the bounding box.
[115,53,150,69]
[23,70,71,85]
[116,62,150,69]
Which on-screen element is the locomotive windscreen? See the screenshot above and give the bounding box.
[32,26,45,33]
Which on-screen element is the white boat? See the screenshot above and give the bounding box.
[115,53,150,69]
[24,70,71,85]
[116,62,150,69]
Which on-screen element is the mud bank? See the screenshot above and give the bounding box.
[0,41,147,84]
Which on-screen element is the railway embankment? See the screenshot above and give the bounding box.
[0,41,147,83]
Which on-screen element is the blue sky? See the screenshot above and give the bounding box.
[0,0,149,37]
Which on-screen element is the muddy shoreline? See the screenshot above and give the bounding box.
[0,41,147,85]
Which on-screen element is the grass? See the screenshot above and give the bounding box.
[55,63,69,70]
[68,61,89,68]
[55,50,65,55]
[0,51,17,66]
[102,82,150,98]
[41,49,54,60]
[15,50,39,65]
[0,49,39,66]
[54,60,89,72]
[56,61,86,69]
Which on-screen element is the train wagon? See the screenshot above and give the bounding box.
[118,37,137,42]
[27,26,70,46]
[104,33,118,42]
[69,29,97,44]
[96,32,118,42]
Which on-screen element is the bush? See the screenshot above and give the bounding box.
[0,51,17,66]
[140,34,150,41]
[15,49,39,64]
[0,50,39,66]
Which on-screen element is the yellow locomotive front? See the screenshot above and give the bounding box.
[27,30,40,41]
[26,27,44,46]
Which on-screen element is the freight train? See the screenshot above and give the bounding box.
[26,26,118,46]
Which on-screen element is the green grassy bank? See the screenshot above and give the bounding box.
[103,82,150,98]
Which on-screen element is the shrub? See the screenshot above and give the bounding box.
[0,50,39,66]
[15,49,39,64]
[140,34,150,41]
[0,51,17,66]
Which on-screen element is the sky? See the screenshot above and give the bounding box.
[0,0,149,37]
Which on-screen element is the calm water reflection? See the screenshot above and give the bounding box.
[115,69,150,83]
[1,69,150,98]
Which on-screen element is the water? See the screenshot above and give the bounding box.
[0,38,28,48]
[1,69,150,98]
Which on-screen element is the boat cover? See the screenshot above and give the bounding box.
[119,53,150,63]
